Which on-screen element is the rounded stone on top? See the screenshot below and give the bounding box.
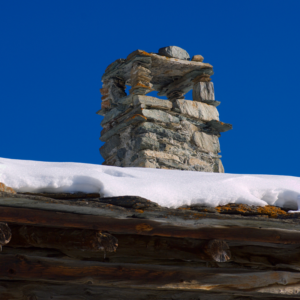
[158,46,190,61]
[191,55,204,62]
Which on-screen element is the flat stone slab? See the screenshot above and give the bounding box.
[133,95,172,110]
[117,95,173,111]
[193,131,220,153]
[102,50,213,91]
[141,109,180,124]
[206,120,233,132]
[201,100,221,107]
[175,99,219,122]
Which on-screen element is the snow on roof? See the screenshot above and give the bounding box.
[0,157,299,211]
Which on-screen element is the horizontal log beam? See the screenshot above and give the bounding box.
[1,193,300,245]
[7,229,300,271]
[0,282,285,300]
[1,205,300,245]
[0,222,11,250]
[8,225,230,263]
[8,226,118,255]
[0,254,300,296]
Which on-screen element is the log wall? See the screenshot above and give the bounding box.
[1,191,300,299]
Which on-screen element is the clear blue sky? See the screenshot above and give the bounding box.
[1,0,299,177]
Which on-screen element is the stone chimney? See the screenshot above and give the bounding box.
[97,46,232,172]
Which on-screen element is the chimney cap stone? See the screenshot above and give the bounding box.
[158,46,190,61]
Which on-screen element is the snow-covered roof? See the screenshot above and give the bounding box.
[1,157,299,212]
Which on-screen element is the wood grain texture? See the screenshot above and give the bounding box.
[0,282,287,300]
[8,226,117,254]
[0,222,11,251]
[1,193,300,298]
[0,205,300,245]
[204,239,231,262]
[0,254,300,296]
[5,232,300,273]
[1,193,300,245]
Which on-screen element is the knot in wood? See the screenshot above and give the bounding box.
[98,231,118,252]
[0,222,12,250]
[204,239,231,263]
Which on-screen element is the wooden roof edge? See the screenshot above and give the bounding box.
[0,192,300,246]
[0,253,298,295]
[1,191,297,220]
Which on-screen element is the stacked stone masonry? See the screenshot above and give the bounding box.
[97,46,232,172]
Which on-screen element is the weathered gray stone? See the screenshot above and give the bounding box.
[99,97,228,172]
[193,132,220,153]
[129,62,153,95]
[158,46,190,61]
[117,148,127,160]
[130,154,139,162]
[140,159,158,168]
[175,99,219,122]
[102,55,151,82]
[193,82,215,101]
[179,119,199,137]
[131,158,159,168]
[214,159,225,173]
[153,135,183,148]
[102,77,127,106]
[100,114,146,142]
[188,157,212,171]
[108,105,144,125]
[142,109,179,124]
[156,158,191,170]
[133,95,172,110]
[117,94,134,106]
[101,108,123,126]
[99,135,121,159]
[136,122,189,143]
[162,144,194,159]
[102,155,121,167]
[134,136,159,151]
[158,69,214,98]
[110,77,127,103]
[179,115,206,128]
[139,150,181,163]
[99,48,231,173]
[96,108,105,116]
[206,120,232,133]
[200,100,221,107]
[102,51,213,95]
